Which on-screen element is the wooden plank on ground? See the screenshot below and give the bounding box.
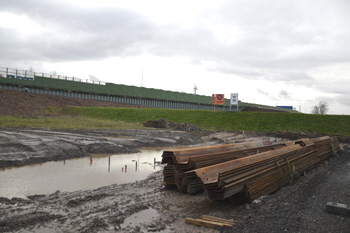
[200,215,236,225]
[185,216,235,229]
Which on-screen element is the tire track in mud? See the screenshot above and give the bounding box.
[0,212,64,232]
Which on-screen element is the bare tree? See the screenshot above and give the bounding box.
[319,101,329,114]
[311,105,319,114]
[311,101,329,115]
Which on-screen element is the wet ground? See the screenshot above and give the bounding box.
[1,128,350,232]
[0,128,205,168]
[0,148,171,199]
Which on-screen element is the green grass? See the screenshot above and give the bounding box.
[0,115,144,129]
[2,106,350,136]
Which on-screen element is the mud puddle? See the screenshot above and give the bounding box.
[0,147,178,199]
[120,208,172,232]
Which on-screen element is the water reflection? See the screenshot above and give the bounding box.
[0,148,172,199]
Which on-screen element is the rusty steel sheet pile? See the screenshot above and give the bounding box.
[162,140,288,194]
[162,141,279,166]
[162,136,340,202]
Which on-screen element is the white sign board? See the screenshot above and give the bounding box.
[230,93,238,105]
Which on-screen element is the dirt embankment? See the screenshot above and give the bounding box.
[0,89,149,116]
[1,89,350,233]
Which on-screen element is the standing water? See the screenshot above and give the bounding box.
[0,148,172,199]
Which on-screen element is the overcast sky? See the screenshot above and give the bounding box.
[1,0,350,114]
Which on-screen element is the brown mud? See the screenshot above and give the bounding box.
[1,128,350,233]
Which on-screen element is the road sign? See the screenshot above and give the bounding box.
[230,93,238,111]
[212,94,225,105]
[230,93,238,105]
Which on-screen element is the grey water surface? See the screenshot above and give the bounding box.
[0,148,172,198]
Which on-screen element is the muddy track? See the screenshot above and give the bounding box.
[1,151,350,232]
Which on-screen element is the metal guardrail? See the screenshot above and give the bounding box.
[0,67,105,85]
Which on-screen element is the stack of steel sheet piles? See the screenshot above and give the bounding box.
[162,140,289,194]
[163,165,176,188]
[162,141,282,168]
[193,136,339,202]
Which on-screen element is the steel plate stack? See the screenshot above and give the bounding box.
[162,136,340,202]
[162,140,290,194]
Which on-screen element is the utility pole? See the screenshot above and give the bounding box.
[141,68,143,87]
[193,84,198,95]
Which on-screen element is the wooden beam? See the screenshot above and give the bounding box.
[185,216,235,229]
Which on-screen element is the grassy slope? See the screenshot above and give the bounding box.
[1,106,349,136]
[62,107,350,136]
[0,115,144,129]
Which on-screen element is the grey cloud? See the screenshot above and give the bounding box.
[279,90,291,99]
[190,58,202,66]
[148,24,216,57]
[3,0,350,71]
[212,64,264,78]
[316,79,350,95]
[89,75,99,82]
[1,1,220,65]
[257,88,269,96]
[265,71,315,84]
[0,0,156,62]
[257,88,292,102]
[336,96,350,109]
[214,1,350,69]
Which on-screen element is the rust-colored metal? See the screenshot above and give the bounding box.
[161,140,288,194]
[201,136,339,201]
[162,141,280,166]
[161,136,340,201]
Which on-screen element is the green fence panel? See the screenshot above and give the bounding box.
[0,75,291,111]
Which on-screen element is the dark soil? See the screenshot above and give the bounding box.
[143,118,201,132]
[0,89,147,116]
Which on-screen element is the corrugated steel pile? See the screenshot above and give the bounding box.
[162,141,288,194]
[162,136,340,202]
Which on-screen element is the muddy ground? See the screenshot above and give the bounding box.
[1,89,350,232]
[0,128,350,233]
[0,127,207,168]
